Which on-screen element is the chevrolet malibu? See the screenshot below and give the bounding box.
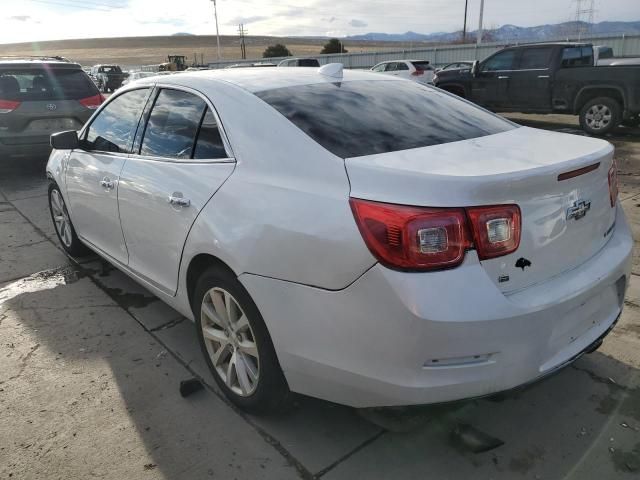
[46,65,632,413]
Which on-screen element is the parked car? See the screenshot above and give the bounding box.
[436,61,473,72]
[277,58,320,67]
[121,71,155,87]
[433,42,640,134]
[225,63,276,68]
[0,56,103,159]
[47,65,631,413]
[371,60,435,84]
[594,45,640,66]
[90,64,126,93]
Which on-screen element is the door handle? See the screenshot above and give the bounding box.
[538,75,550,79]
[100,177,115,189]
[498,76,510,79]
[168,195,191,207]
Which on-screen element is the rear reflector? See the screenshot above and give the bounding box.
[557,162,600,181]
[0,99,20,114]
[79,94,105,109]
[350,199,521,271]
[608,160,618,207]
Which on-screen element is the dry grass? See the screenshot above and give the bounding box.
[0,35,417,68]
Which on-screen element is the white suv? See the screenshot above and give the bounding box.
[371,59,435,84]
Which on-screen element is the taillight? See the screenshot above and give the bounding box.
[608,160,618,207]
[411,70,425,76]
[350,199,521,270]
[79,94,104,109]
[0,99,20,114]
[466,205,521,260]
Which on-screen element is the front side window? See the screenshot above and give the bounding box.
[395,62,409,71]
[84,88,149,153]
[256,80,515,158]
[372,63,386,72]
[482,50,517,71]
[518,47,553,70]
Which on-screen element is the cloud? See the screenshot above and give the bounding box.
[8,15,31,22]
[349,19,368,28]
[227,15,268,26]
[322,16,337,23]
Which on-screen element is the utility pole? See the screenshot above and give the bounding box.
[238,24,247,59]
[462,0,468,43]
[210,0,221,61]
[573,0,595,40]
[477,0,485,45]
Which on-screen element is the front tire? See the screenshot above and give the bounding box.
[579,97,621,136]
[193,267,291,414]
[48,183,90,257]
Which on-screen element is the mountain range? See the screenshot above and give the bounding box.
[345,20,640,43]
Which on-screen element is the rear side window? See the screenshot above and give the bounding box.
[256,80,515,158]
[84,88,149,153]
[518,47,553,69]
[482,50,517,71]
[140,89,206,159]
[0,68,98,101]
[411,61,433,71]
[561,47,594,67]
[193,108,227,159]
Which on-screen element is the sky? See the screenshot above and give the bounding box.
[0,0,638,44]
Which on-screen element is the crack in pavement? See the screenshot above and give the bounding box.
[570,364,637,393]
[1,342,40,385]
[148,317,186,332]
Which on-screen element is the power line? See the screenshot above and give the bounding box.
[572,0,596,39]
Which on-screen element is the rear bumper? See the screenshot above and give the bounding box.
[0,138,51,159]
[240,205,633,408]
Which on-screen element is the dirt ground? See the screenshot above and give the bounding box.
[0,35,415,67]
[0,114,639,479]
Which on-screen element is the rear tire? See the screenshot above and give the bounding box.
[193,266,291,414]
[579,97,621,136]
[48,183,91,257]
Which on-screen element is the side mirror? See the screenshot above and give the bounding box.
[471,60,479,77]
[50,130,79,150]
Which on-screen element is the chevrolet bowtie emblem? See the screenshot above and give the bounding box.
[567,199,591,221]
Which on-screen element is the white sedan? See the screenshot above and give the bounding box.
[371,59,435,84]
[47,65,632,413]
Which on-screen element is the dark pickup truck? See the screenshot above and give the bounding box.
[433,42,640,135]
[89,64,126,93]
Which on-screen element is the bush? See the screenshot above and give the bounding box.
[321,38,348,54]
[263,44,292,58]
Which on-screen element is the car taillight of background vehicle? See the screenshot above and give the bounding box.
[349,198,521,271]
[0,99,20,114]
[608,160,618,207]
[79,94,105,110]
[411,70,425,76]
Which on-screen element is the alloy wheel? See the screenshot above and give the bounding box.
[50,189,73,248]
[585,104,612,131]
[200,287,260,396]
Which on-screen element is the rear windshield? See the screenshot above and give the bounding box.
[299,59,320,67]
[0,67,98,101]
[255,80,515,158]
[100,66,122,73]
[411,61,433,71]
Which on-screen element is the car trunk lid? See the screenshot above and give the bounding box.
[345,127,617,292]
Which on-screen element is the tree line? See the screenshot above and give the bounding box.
[262,38,348,58]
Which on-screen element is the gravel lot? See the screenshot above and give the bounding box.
[1,115,639,479]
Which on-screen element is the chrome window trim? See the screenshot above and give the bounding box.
[131,82,236,164]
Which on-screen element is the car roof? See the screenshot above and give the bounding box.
[135,66,403,93]
[0,58,81,69]
[504,42,591,49]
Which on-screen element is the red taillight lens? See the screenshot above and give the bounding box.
[349,198,472,271]
[0,99,21,113]
[466,205,521,260]
[608,160,618,207]
[350,199,521,270]
[79,94,104,109]
[411,70,424,76]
